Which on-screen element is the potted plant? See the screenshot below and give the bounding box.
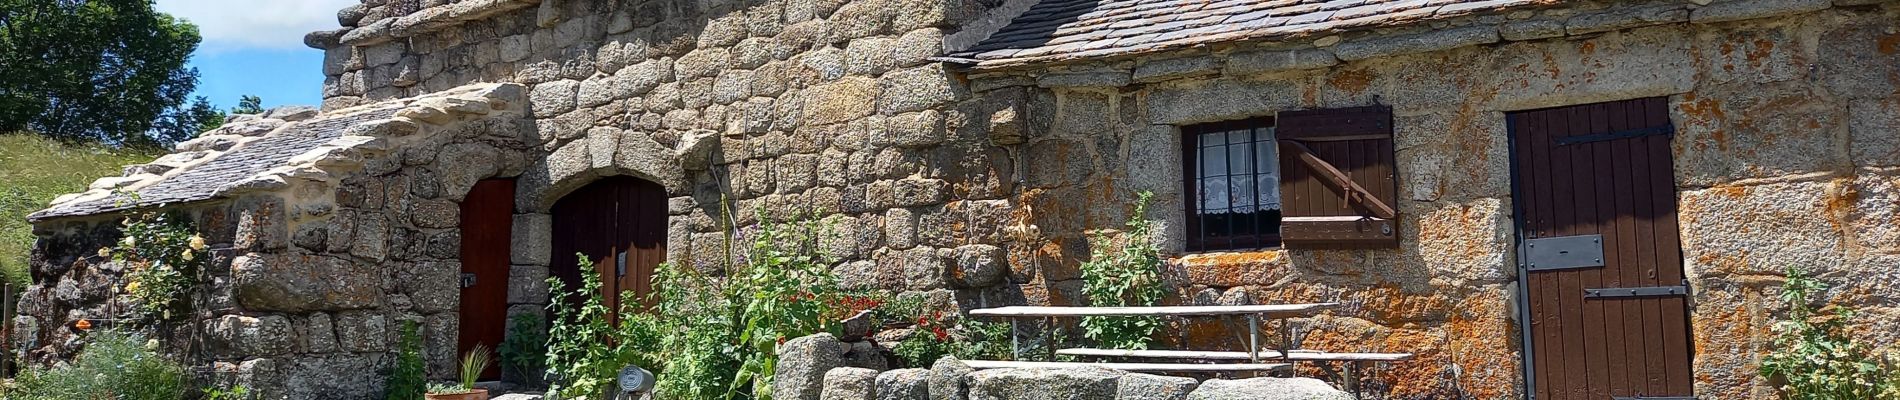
[425,344,493,400]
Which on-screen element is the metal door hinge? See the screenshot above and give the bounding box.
[1585,285,1688,299]
[1525,234,1605,271]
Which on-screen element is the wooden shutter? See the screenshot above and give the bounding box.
[1275,106,1400,249]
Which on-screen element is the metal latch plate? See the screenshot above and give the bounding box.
[460,273,477,288]
[1524,234,1605,271]
[1585,285,1688,299]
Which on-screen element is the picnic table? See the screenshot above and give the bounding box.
[965,303,1411,394]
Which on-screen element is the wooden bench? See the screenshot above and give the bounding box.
[962,360,1291,373]
[1055,348,1414,362]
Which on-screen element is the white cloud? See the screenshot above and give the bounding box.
[157,0,358,51]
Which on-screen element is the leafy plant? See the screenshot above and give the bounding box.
[1759,265,1899,399]
[426,382,466,395]
[1077,191,1167,350]
[0,330,188,400]
[890,314,1015,367]
[543,213,845,400]
[106,211,207,321]
[385,321,428,400]
[499,313,548,386]
[459,343,494,391]
[203,385,249,400]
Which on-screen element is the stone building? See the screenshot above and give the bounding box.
[11,0,1900,398]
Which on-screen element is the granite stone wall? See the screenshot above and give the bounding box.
[14,0,1900,399]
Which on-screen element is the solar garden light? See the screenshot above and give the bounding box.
[616,364,655,399]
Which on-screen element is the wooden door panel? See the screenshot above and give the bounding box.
[458,179,514,380]
[550,177,667,325]
[1509,97,1693,400]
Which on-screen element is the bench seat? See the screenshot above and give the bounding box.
[1056,348,1414,362]
[961,360,1291,372]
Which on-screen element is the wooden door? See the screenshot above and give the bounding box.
[458,179,515,380]
[1508,97,1693,400]
[549,176,668,325]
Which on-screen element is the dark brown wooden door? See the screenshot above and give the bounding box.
[1508,97,1693,400]
[549,176,667,325]
[459,179,515,380]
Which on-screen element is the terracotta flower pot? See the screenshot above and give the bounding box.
[424,388,489,400]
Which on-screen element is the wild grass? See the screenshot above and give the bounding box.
[0,133,159,287]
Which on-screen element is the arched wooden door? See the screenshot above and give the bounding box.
[549,176,667,324]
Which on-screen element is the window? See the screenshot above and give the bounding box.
[1182,117,1283,251]
[1179,106,1401,252]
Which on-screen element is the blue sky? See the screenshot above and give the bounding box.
[156,0,357,111]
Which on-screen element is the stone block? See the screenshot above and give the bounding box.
[1485,25,1696,111]
[333,310,387,352]
[1185,377,1351,400]
[1670,84,1848,186]
[204,314,295,358]
[233,254,383,312]
[528,79,579,117]
[1690,0,1830,24]
[1037,70,1132,88]
[806,77,880,125]
[1332,26,1498,61]
[1134,57,1219,83]
[879,65,961,115]
[847,37,901,76]
[776,333,847,400]
[676,47,732,79]
[1850,99,1900,168]
[1817,20,1900,99]
[1146,77,1301,125]
[300,312,338,354]
[823,367,880,400]
[282,354,385,400]
[928,356,973,400]
[1499,19,1565,41]
[886,207,919,250]
[946,244,1005,288]
[1117,373,1198,400]
[234,196,289,252]
[1565,3,1688,35]
[875,368,930,400]
[968,366,1124,400]
[511,213,552,266]
[1678,181,1847,280]
[899,246,950,291]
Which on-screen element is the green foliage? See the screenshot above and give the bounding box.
[385,321,428,400]
[460,343,494,390]
[202,385,249,400]
[890,316,1015,368]
[544,215,845,400]
[543,255,626,399]
[0,0,206,147]
[153,96,225,139]
[0,330,188,400]
[1078,191,1167,350]
[1760,266,1899,399]
[499,313,549,386]
[0,133,159,289]
[231,95,265,115]
[107,211,207,321]
[426,382,466,395]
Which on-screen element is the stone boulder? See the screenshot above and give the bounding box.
[969,366,1126,400]
[928,356,974,400]
[1185,377,1353,400]
[776,333,848,400]
[876,368,931,400]
[821,367,879,400]
[1118,373,1199,400]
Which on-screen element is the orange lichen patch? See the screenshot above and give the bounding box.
[1690,285,1779,400]
[1172,250,1289,287]
[1878,32,1900,55]
[1823,177,1861,233]
[1326,68,1376,94]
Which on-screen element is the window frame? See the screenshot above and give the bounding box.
[1179,116,1282,252]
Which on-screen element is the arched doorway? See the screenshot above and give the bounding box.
[549,176,668,323]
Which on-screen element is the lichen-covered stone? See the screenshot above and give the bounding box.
[777,333,848,400]
[1117,373,1198,400]
[969,366,1125,400]
[1185,377,1351,400]
[823,367,880,400]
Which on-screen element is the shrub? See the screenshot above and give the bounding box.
[1759,265,1899,399]
[498,313,548,386]
[106,211,208,321]
[385,321,427,400]
[890,314,1015,367]
[544,214,844,400]
[0,330,188,400]
[1078,191,1166,350]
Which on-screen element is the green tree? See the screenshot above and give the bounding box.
[150,95,223,141]
[230,94,263,115]
[0,0,204,148]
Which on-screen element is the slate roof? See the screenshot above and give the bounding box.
[949,0,1549,67]
[30,106,401,221]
